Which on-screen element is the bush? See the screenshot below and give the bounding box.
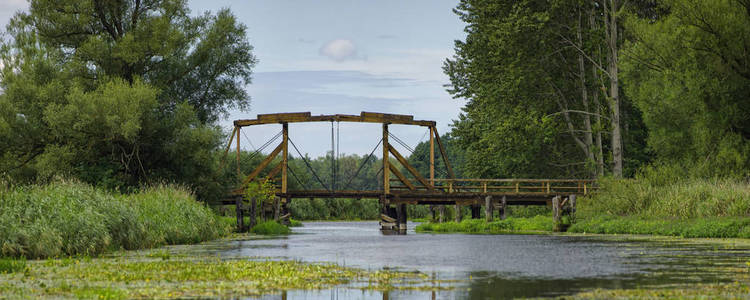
[250,221,291,235]
[0,181,230,258]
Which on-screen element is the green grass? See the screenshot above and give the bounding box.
[0,181,230,258]
[288,218,303,227]
[416,216,554,234]
[250,221,291,235]
[573,175,750,238]
[0,257,26,274]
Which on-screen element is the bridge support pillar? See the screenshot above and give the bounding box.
[236,197,245,232]
[439,205,445,223]
[552,196,562,232]
[397,204,407,233]
[569,194,577,222]
[454,204,462,223]
[249,196,257,229]
[485,196,493,222]
[499,196,507,220]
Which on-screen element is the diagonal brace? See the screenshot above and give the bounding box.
[242,142,284,186]
[388,145,434,190]
[389,164,416,190]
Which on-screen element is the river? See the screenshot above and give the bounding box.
[210,221,750,299]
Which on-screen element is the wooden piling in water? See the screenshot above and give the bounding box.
[397,204,407,233]
[235,197,245,232]
[454,204,462,223]
[552,196,562,232]
[249,196,257,229]
[439,205,445,223]
[500,195,507,220]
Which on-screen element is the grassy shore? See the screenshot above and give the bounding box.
[570,177,750,238]
[0,181,230,258]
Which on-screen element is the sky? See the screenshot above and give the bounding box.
[0,0,467,157]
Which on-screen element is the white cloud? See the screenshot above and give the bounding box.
[319,39,357,62]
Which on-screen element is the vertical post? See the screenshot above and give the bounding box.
[429,126,436,222]
[439,206,445,223]
[552,196,562,232]
[429,126,435,186]
[282,123,288,194]
[500,195,507,220]
[273,197,280,221]
[397,203,407,234]
[484,195,493,222]
[235,197,244,232]
[249,196,257,229]
[236,126,241,180]
[454,204,462,223]
[383,123,390,195]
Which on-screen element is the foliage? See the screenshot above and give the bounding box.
[577,176,750,219]
[416,217,554,233]
[0,181,229,258]
[0,257,26,274]
[621,0,750,177]
[443,0,649,179]
[0,250,434,299]
[288,218,303,227]
[569,216,750,239]
[0,0,256,200]
[250,221,291,235]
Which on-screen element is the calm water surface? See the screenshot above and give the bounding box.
[213,221,750,299]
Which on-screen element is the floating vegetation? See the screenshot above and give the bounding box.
[0,243,452,299]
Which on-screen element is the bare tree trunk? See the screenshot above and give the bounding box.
[590,4,606,178]
[577,7,596,178]
[605,0,623,178]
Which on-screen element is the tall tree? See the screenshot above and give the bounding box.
[0,0,256,198]
[621,0,750,177]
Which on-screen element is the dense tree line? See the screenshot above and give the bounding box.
[0,0,255,201]
[444,0,749,180]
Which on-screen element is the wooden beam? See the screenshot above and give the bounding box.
[389,164,416,190]
[429,126,434,185]
[388,145,434,190]
[264,161,283,182]
[242,142,284,186]
[236,126,241,180]
[234,111,436,127]
[432,127,456,179]
[383,123,390,195]
[282,123,288,193]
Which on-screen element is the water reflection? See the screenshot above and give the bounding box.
[221,221,750,299]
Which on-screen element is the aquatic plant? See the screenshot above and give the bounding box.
[416,216,554,233]
[250,221,291,235]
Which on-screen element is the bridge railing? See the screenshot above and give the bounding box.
[390,178,597,195]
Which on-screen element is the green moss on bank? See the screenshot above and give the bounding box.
[569,216,750,238]
[416,216,554,234]
[0,181,230,258]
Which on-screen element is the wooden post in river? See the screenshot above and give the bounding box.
[249,196,257,229]
[552,196,562,232]
[500,195,507,220]
[235,196,244,232]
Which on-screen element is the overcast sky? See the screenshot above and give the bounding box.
[1,0,467,157]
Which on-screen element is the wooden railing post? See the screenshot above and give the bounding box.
[383,123,390,195]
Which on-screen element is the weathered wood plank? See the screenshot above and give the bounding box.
[389,164,416,190]
[388,145,433,190]
[241,142,283,186]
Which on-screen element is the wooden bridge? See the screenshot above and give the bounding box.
[223,112,594,233]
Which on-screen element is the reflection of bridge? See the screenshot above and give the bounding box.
[223,112,594,233]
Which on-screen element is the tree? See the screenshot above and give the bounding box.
[0,0,256,199]
[443,0,646,179]
[621,0,750,177]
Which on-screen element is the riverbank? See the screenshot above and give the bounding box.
[0,181,229,258]
[0,235,440,299]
